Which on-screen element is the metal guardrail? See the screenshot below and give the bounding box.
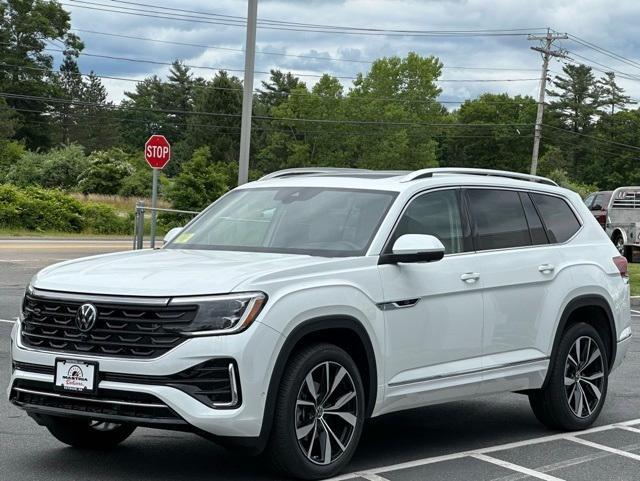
[132,201,199,250]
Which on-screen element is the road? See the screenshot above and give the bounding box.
[2,239,640,480]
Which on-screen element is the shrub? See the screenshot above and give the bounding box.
[82,202,132,235]
[0,184,132,234]
[40,144,90,190]
[77,148,135,195]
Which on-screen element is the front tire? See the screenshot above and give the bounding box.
[529,322,608,431]
[42,416,136,449]
[267,343,365,480]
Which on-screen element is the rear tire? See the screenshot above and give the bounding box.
[529,322,608,431]
[42,416,136,449]
[266,343,365,480]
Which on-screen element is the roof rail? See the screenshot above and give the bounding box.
[259,167,371,181]
[401,168,558,186]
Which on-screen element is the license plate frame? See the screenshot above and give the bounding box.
[54,358,98,395]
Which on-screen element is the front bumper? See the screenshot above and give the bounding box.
[8,319,283,438]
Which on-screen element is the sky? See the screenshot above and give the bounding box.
[60,0,640,106]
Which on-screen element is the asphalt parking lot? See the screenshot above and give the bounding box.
[2,239,640,481]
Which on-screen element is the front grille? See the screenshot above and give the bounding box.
[21,294,197,358]
[10,379,185,424]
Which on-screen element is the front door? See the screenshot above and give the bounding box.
[377,188,484,413]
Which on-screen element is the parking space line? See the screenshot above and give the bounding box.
[358,474,390,481]
[567,436,640,462]
[616,425,640,435]
[471,454,567,481]
[331,418,640,481]
[0,318,16,324]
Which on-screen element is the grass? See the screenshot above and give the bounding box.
[69,193,169,213]
[628,263,640,297]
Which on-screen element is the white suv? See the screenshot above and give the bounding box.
[8,168,632,479]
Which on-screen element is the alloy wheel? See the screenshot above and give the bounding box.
[615,237,624,255]
[295,361,358,465]
[564,336,605,418]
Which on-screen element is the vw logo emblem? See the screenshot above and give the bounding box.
[75,304,98,332]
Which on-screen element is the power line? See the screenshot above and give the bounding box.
[562,49,640,81]
[542,124,640,152]
[1,92,535,128]
[0,62,539,107]
[63,1,545,37]
[70,28,541,71]
[104,0,545,36]
[567,34,640,72]
[5,45,541,83]
[5,107,535,140]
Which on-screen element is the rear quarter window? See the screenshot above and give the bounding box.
[530,193,581,243]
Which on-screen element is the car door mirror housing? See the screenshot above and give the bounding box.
[379,234,446,265]
[163,227,183,245]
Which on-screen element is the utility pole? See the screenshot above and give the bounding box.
[528,28,567,175]
[238,0,258,185]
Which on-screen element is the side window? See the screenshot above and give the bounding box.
[390,189,466,254]
[531,193,581,243]
[520,192,548,245]
[466,189,531,250]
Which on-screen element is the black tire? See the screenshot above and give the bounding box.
[613,233,625,256]
[266,343,365,480]
[42,416,136,449]
[529,322,609,431]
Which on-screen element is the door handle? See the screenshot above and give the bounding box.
[538,264,555,274]
[460,272,480,283]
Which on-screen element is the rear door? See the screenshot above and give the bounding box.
[464,188,564,392]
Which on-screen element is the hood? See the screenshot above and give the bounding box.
[32,248,330,297]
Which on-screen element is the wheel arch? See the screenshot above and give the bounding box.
[256,315,378,453]
[543,294,617,388]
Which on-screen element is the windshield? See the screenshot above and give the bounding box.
[167,187,397,257]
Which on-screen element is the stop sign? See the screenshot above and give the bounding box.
[144,135,171,169]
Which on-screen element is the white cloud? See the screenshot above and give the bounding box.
[64,0,640,104]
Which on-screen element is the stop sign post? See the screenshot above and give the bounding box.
[144,135,171,248]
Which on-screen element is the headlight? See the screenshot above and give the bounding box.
[168,292,267,336]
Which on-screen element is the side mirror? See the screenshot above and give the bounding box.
[379,234,446,265]
[591,204,603,211]
[163,227,183,245]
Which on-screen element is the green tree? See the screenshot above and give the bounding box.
[443,93,537,172]
[258,53,446,173]
[257,69,306,109]
[0,0,83,149]
[546,64,601,178]
[598,72,634,116]
[165,146,229,211]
